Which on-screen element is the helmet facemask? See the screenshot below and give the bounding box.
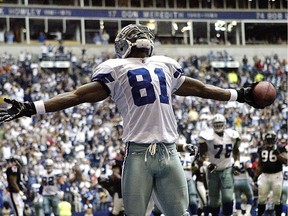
[212,114,226,133]
[115,24,155,58]
[265,131,277,147]
[45,159,54,173]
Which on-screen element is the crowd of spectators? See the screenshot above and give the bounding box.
[0,45,287,215]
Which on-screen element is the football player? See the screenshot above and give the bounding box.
[198,113,241,216]
[192,157,208,216]
[0,24,263,216]
[40,159,63,216]
[281,164,288,216]
[6,155,25,216]
[179,144,199,215]
[254,131,288,216]
[233,154,254,216]
[147,143,199,216]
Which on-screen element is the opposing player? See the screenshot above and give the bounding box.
[179,146,199,216]
[192,157,208,216]
[198,114,241,216]
[254,131,288,216]
[0,24,263,215]
[5,156,25,216]
[40,159,63,216]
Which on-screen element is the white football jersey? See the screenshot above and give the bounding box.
[234,155,252,180]
[180,152,193,180]
[91,56,185,143]
[199,128,239,170]
[41,170,61,196]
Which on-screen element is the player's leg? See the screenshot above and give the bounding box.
[272,172,284,216]
[122,143,153,216]
[234,179,243,216]
[187,178,198,215]
[9,192,24,216]
[153,143,189,216]
[281,185,288,216]
[43,195,51,216]
[257,173,271,216]
[51,194,60,216]
[243,179,254,216]
[112,192,124,215]
[220,167,234,216]
[207,171,221,216]
[196,180,208,216]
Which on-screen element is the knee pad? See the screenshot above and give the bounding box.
[222,202,233,216]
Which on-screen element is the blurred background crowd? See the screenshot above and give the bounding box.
[0,44,287,215]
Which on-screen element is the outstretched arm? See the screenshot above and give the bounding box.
[44,81,109,112]
[0,81,109,122]
[175,76,231,101]
[175,76,261,108]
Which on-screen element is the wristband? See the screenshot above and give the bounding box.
[34,100,46,114]
[228,89,238,101]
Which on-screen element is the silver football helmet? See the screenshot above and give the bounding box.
[212,114,226,133]
[115,24,155,58]
[45,159,54,173]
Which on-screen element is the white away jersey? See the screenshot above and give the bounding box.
[91,56,185,143]
[41,170,61,196]
[199,128,239,170]
[234,155,252,180]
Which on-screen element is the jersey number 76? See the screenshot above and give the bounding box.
[214,144,233,159]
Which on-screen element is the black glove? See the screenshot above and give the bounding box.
[236,82,264,109]
[232,164,241,176]
[207,163,217,173]
[0,98,36,123]
[184,144,198,156]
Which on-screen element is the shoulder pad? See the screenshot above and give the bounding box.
[225,128,240,139]
[198,129,214,141]
[54,169,62,176]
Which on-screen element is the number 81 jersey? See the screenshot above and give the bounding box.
[91,56,185,143]
[199,128,239,170]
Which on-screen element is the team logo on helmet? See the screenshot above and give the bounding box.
[115,24,155,58]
